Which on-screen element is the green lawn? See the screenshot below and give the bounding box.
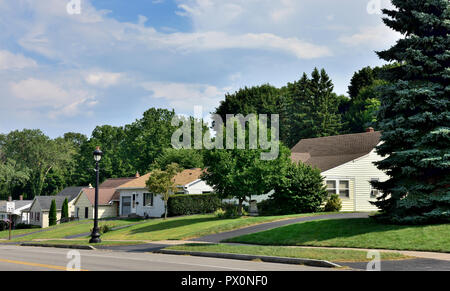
[227,218,450,253]
[24,240,149,246]
[165,244,410,262]
[0,227,41,239]
[101,213,336,241]
[1,219,142,242]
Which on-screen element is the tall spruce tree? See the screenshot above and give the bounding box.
[61,198,69,223]
[293,68,342,142]
[49,200,57,226]
[372,0,450,224]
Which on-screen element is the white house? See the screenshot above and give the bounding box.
[73,176,140,220]
[117,168,214,218]
[0,198,33,225]
[291,128,388,212]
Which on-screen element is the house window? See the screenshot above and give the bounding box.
[132,194,136,208]
[370,178,380,198]
[326,179,350,198]
[36,213,40,221]
[143,193,154,207]
[326,180,336,196]
[85,207,89,219]
[30,212,33,220]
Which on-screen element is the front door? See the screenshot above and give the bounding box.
[122,197,131,216]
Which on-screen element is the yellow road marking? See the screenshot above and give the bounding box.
[0,258,88,271]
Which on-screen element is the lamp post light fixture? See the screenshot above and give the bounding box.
[89,146,103,244]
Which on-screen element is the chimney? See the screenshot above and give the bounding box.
[366,127,375,133]
[8,196,12,202]
[135,172,140,178]
[19,195,23,201]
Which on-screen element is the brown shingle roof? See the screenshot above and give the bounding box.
[81,188,118,206]
[291,131,381,172]
[100,177,138,188]
[118,168,205,189]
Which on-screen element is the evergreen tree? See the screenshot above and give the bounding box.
[291,68,342,142]
[49,200,57,226]
[61,198,69,222]
[372,0,450,224]
[348,66,376,99]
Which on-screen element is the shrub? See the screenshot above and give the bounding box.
[218,203,246,219]
[15,223,39,230]
[61,198,69,222]
[0,220,8,231]
[260,162,328,215]
[49,200,57,226]
[214,208,226,219]
[324,194,342,212]
[168,194,222,217]
[99,224,112,234]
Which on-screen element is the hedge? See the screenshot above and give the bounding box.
[168,194,222,217]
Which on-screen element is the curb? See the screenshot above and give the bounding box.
[20,243,96,250]
[156,249,341,268]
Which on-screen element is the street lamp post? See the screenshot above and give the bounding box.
[89,146,103,244]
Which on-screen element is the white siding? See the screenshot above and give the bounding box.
[184,180,214,194]
[322,147,389,212]
[119,189,165,218]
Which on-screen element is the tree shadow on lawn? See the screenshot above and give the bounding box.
[126,217,220,236]
[228,218,429,246]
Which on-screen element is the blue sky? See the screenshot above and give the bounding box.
[0,0,401,138]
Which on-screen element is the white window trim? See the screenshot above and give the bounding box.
[326,179,351,199]
[370,178,381,198]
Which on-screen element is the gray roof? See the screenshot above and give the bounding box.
[14,200,33,209]
[291,131,382,172]
[33,196,68,211]
[56,186,84,202]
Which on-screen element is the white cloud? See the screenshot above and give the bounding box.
[0,50,37,70]
[85,72,123,87]
[339,24,402,48]
[142,81,224,112]
[9,78,96,118]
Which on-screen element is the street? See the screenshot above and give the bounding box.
[0,245,330,271]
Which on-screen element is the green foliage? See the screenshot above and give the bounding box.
[342,80,384,133]
[0,158,30,200]
[202,133,292,216]
[259,162,328,215]
[61,198,69,222]
[324,194,342,212]
[168,194,222,217]
[283,68,342,147]
[99,224,112,234]
[49,200,57,226]
[152,148,204,170]
[146,163,182,219]
[214,208,227,219]
[0,129,75,198]
[372,0,450,224]
[348,66,376,99]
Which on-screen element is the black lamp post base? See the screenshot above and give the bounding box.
[89,230,102,244]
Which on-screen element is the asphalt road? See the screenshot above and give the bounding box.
[0,245,330,271]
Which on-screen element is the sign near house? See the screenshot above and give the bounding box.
[6,202,14,213]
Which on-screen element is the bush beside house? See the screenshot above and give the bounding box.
[49,200,57,226]
[168,194,222,216]
[258,162,328,216]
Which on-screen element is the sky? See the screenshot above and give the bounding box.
[0,0,401,138]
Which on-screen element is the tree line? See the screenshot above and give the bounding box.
[0,66,385,200]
